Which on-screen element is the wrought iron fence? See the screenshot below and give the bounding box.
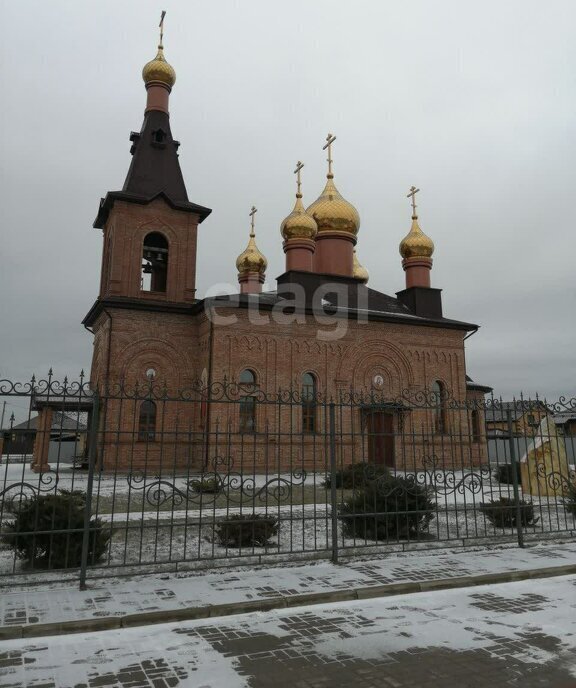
[0,373,575,588]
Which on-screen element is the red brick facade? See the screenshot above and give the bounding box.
[86,55,489,473]
[88,221,488,471]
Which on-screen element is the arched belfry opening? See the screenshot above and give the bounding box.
[142,232,169,292]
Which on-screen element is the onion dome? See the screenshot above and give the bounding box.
[306,175,360,236]
[353,249,369,283]
[399,215,434,259]
[143,46,176,88]
[236,226,267,275]
[281,194,318,241]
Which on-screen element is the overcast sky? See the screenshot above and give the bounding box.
[0,0,574,403]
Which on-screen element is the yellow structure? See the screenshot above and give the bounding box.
[520,416,570,497]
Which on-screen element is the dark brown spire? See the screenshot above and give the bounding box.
[93,25,211,229]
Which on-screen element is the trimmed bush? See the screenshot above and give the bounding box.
[339,474,435,540]
[191,476,222,494]
[480,497,539,528]
[1,490,110,569]
[493,463,521,485]
[323,462,390,489]
[215,514,278,548]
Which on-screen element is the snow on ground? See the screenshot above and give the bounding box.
[2,541,576,629]
[1,575,576,687]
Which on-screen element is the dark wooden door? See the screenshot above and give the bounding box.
[365,411,395,467]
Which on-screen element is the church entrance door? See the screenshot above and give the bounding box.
[364,410,395,467]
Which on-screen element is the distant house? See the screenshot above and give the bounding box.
[553,411,576,464]
[553,411,576,437]
[1,412,87,461]
[484,401,550,437]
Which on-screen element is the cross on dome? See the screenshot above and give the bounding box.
[323,134,336,177]
[407,186,420,218]
[249,206,257,237]
[294,161,304,197]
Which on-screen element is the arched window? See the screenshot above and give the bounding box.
[471,409,481,442]
[432,381,447,434]
[239,369,256,432]
[141,232,169,293]
[239,369,256,387]
[138,400,157,441]
[302,372,317,433]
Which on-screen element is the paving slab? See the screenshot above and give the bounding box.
[1,540,576,639]
[1,575,576,687]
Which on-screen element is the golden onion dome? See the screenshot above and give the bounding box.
[306,175,360,236]
[142,46,176,88]
[353,249,369,283]
[236,231,267,275]
[280,195,318,241]
[399,216,435,259]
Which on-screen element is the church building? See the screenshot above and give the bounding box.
[83,28,491,472]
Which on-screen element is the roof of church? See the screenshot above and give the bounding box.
[93,102,211,228]
[82,285,477,332]
[465,375,493,393]
[198,285,478,331]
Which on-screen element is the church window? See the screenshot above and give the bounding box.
[471,409,481,442]
[432,380,448,434]
[152,128,167,144]
[138,400,157,441]
[142,232,169,293]
[302,372,317,433]
[239,369,257,432]
[239,369,256,387]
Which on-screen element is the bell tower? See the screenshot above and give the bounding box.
[84,16,211,392]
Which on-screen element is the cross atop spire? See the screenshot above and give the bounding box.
[159,10,166,48]
[249,205,257,237]
[407,185,420,218]
[294,161,304,197]
[323,133,336,177]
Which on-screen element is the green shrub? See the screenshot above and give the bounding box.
[1,490,110,569]
[323,462,390,489]
[480,497,539,528]
[191,475,222,494]
[493,463,521,485]
[215,514,278,547]
[562,481,576,517]
[339,474,435,540]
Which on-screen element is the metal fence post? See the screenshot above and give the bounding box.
[329,402,339,564]
[506,409,525,549]
[79,393,100,590]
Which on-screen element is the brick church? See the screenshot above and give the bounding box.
[83,29,491,472]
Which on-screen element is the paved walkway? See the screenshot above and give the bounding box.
[1,574,576,687]
[2,541,576,637]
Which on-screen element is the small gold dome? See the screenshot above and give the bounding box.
[142,46,176,88]
[281,195,318,241]
[306,175,360,236]
[399,216,435,259]
[353,250,369,283]
[236,232,267,275]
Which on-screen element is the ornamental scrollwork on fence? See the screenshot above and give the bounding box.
[534,461,576,494]
[127,457,307,508]
[408,454,492,496]
[0,470,59,513]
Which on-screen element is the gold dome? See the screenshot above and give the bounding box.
[353,249,369,283]
[142,46,176,88]
[236,231,267,275]
[399,216,435,259]
[281,195,318,241]
[306,175,360,236]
